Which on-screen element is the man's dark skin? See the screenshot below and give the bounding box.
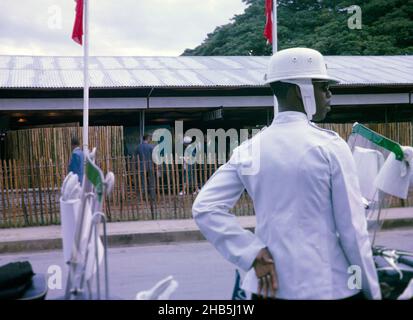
[253,79,333,299]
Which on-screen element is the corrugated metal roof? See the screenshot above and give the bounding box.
[0,55,412,89]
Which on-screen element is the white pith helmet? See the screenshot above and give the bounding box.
[264,48,340,120]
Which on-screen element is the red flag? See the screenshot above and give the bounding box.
[72,0,84,45]
[264,0,273,44]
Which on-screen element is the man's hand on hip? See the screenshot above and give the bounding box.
[253,247,278,299]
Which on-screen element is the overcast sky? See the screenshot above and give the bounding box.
[0,0,247,56]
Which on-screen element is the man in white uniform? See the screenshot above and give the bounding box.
[192,48,381,300]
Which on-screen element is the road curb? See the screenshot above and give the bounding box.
[0,238,63,254]
[0,218,410,254]
[381,218,413,230]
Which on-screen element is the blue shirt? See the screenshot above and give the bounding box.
[68,147,84,184]
[136,141,155,169]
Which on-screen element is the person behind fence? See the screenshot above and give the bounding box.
[136,134,156,203]
[68,136,84,184]
[181,136,202,195]
[192,48,381,300]
[182,136,193,195]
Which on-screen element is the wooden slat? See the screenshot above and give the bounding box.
[44,157,52,225]
[155,162,160,219]
[49,159,58,224]
[121,156,127,220]
[37,157,44,225]
[175,154,183,219]
[179,156,185,218]
[165,155,172,219]
[112,156,118,216]
[13,159,24,226]
[123,156,130,220]
[208,157,213,181]
[141,157,150,220]
[116,156,122,220]
[204,155,208,188]
[195,161,199,193]
[159,163,165,220]
[131,156,140,220]
[125,156,131,220]
[3,160,12,224]
[129,156,137,220]
[170,154,177,218]
[184,162,190,218]
[43,159,51,224]
[7,159,17,225]
[188,163,196,199]
[0,161,7,225]
[23,160,33,225]
[196,161,202,192]
[29,156,38,225]
[106,155,113,215]
[55,154,61,224]
[37,158,45,225]
[136,155,144,220]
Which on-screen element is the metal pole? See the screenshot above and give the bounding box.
[272,0,278,115]
[272,0,277,53]
[94,222,101,300]
[65,1,91,299]
[83,0,90,156]
[141,87,153,143]
[139,111,145,143]
[142,111,145,140]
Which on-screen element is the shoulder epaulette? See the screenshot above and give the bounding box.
[308,122,340,138]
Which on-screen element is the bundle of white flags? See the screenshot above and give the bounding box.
[60,172,104,281]
[374,146,413,200]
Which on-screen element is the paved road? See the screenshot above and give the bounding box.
[1,227,413,300]
[0,241,237,300]
[373,227,413,251]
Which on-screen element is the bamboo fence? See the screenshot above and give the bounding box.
[0,154,255,227]
[5,126,124,173]
[318,122,413,147]
[0,122,412,228]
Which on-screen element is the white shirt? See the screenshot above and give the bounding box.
[192,111,381,299]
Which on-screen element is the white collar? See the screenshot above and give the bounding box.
[272,111,308,124]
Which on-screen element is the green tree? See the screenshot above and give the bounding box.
[182,0,413,56]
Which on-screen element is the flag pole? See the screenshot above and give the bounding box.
[66,0,92,300]
[272,0,278,115]
[83,0,89,156]
[272,0,277,53]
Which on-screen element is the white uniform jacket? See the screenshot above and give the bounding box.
[192,111,381,299]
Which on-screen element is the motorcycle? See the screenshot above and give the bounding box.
[348,123,413,300]
[373,246,413,299]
